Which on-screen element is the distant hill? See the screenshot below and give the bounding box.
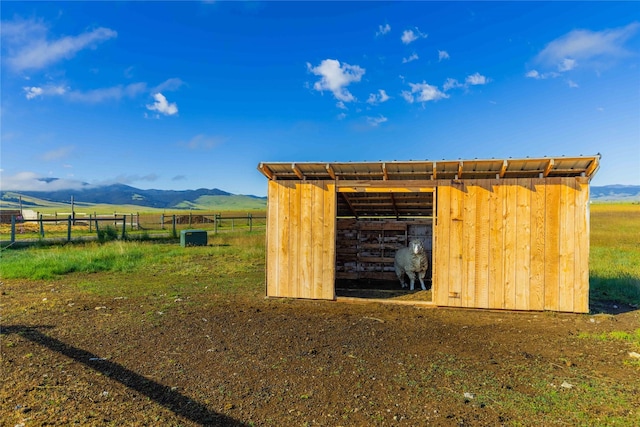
[0,183,266,211]
[590,185,640,202]
[0,183,636,211]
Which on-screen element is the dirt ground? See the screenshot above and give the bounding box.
[1,277,639,426]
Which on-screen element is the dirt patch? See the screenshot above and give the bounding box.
[2,278,639,426]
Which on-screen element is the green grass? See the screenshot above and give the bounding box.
[0,231,266,298]
[2,203,638,307]
[590,203,640,306]
[1,240,146,280]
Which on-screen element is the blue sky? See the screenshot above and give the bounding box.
[1,1,639,197]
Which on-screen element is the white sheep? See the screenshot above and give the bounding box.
[394,239,429,291]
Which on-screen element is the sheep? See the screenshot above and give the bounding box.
[394,239,429,291]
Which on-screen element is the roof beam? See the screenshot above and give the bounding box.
[457,161,463,180]
[382,163,389,181]
[499,160,508,178]
[325,164,336,180]
[584,157,599,177]
[543,158,554,177]
[339,192,358,218]
[432,162,437,180]
[292,163,304,180]
[258,163,274,180]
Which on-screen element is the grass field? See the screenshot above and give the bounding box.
[589,203,640,306]
[2,203,638,307]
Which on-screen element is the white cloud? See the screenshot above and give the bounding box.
[336,101,347,110]
[23,84,66,99]
[367,115,388,127]
[24,86,43,99]
[306,59,365,102]
[525,69,560,80]
[181,134,225,150]
[438,50,450,61]
[366,89,390,105]
[402,82,448,103]
[1,17,117,72]
[532,22,639,73]
[465,72,490,86]
[0,171,87,191]
[402,52,419,63]
[376,24,391,37]
[146,93,178,116]
[152,78,185,93]
[68,82,147,103]
[401,28,427,45]
[567,79,579,88]
[558,58,577,72]
[443,78,463,91]
[337,112,347,120]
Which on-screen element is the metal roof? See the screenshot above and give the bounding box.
[258,155,600,218]
[258,155,600,182]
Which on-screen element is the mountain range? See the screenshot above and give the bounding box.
[0,183,638,211]
[1,183,267,210]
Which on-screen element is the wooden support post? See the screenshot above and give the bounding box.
[172,215,177,238]
[89,214,92,232]
[95,217,100,238]
[67,216,72,242]
[121,215,127,239]
[249,213,253,232]
[40,214,45,237]
[10,215,16,243]
[161,214,165,230]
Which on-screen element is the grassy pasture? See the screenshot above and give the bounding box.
[2,203,638,307]
[589,203,640,306]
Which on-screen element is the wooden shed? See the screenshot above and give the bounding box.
[257,155,600,313]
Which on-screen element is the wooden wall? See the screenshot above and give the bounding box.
[266,180,336,299]
[433,177,590,313]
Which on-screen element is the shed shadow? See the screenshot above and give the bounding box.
[1,325,248,426]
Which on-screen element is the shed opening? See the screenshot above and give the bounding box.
[334,188,435,302]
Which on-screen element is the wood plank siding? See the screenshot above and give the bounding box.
[266,180,336,299]
[434,177,590,313]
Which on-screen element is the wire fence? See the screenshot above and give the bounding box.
[1,211,266,246]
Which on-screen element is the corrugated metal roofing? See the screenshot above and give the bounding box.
[258,155,600,182]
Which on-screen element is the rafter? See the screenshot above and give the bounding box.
[292,163,304,180]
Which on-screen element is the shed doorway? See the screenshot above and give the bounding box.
[334,187,435,303]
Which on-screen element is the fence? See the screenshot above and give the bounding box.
[1,212,266,245]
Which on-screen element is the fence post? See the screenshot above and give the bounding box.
[121,215,127,239]
[10,215,16,243]
[161,214,165,230]
[114,212,117,229]
[249,213,253,232]
[89,214,92,232]
[39,214,45,238]
[172,215,177,238]
[95,217,100,239]
[231,218,234,231]
[189,211,192,227]
[214,214,218,234]
[67,216,72,242]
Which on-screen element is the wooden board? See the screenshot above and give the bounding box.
[266,180,335,299]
